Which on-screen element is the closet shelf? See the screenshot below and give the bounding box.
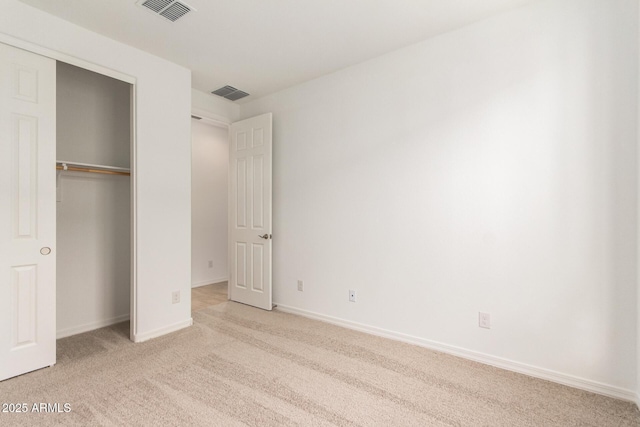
[56,160,130,176]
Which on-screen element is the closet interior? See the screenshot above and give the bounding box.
[55,62,132,339]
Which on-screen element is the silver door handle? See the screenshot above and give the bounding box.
[259,234,272,240]
[40,247,51,255]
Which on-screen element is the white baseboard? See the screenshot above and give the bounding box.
[275,304,638,404]
[132,318,193,343]
[192,277,228,288]
[57,314,130,339]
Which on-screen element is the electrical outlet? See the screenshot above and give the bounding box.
[479,312,490,329]
[208,260,213,268]
[297,280,304,292]
[349,289,356,303]
[172,291,180,304]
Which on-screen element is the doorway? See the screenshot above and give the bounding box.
[55,62,133,339]
[190,112,274,312]
[191,115,229,311]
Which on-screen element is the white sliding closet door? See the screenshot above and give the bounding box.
[0,42,56,381]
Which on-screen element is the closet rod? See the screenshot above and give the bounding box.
[55,165,130,176]
[56,161,131,176]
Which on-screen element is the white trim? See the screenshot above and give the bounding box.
[132,318,193,343]
[56,314,130,339]
[130,84,138,342]
[0,32,136,84]
[192,107,231,128]
[275,304,638,404]
[192,277,228,288]
[227,120,232,304]
[636,1,640,415]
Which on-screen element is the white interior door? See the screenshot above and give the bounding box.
[0,43,56,381]
[229,113,272,310]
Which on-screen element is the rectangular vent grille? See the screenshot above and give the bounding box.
[139,0,194,22]
[212,86,238,97]
[141,0,172,13]
[211,85,250,101]
[225,90,250,101]
[160,3,191,21]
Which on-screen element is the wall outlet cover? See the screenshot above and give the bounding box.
[172,291,180,304]
[479,312,490,329]
[349,289,356,302]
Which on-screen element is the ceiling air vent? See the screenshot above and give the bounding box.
[138,0,195,22]
[211,85,250,101]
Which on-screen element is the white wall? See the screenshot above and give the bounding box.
[56,62,131,337]
[0,0,192,341]
[191,119,228,287]
[57,62,131,168]
[241,0,638,397]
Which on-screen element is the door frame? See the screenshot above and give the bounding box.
[0,32,139,341]
[192,107,231,129]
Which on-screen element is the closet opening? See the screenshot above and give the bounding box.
[190,115,229,312]
[55,61,134,340]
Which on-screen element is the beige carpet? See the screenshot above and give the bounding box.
[0,302,638,426]
[191,282,228,312]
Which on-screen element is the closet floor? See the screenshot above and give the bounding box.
[191,281,228,312]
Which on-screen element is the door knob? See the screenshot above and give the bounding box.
[40,247,51,255]
[259,234,271,240]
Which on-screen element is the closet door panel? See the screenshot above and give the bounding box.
[13,114,38,238]
[0,42,56,381]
